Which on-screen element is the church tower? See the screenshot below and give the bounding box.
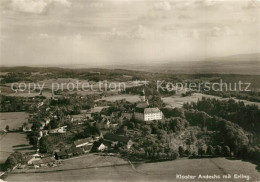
[140,89,145,102]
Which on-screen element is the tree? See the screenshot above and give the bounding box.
[31,121,42,131]
[171,151,179,160]
[184,149,190,156]
[142,125,152,135]
[178,146,185,157]
[223,146,231,157]
[5,125,9,131]
[206,145,214,156]
[22,122,28,128]
[5,155,17,169]
[11,152,25,164]
[215,145,223,156]
[39,137,53,153]
[198,147,206,156]
[29,136,38,146]
[50,119,59,129]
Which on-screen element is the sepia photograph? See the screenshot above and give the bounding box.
[0,0,260,181]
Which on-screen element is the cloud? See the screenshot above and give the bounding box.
[153,1,171,11]
[170,0,220,10]
[209,26,243,37]
[88,2,103,8]
[10,0,71,14]
[39,33,49,38]
[103,28,126,40]
[104,25,150,40]
[178,15,192,20]
[130,25,150,39]
[189,29,200,40]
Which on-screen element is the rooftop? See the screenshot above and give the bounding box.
[136,102,148,109]
[56,151,67,157]
[144,108,161,114]
[74,137,93,146]
[104,133,130,143]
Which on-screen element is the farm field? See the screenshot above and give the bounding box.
[0,112,29,131]
[162,93,260,108]
[0,132,34,166]
[3,79,139,97]
[96,94,140,103]
[7,157,260,182]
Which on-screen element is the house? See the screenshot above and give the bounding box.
[134,112,144,121]
[91,107,105,113]
[92,141,111,152]
[105,119,111,129]
[49,126,67,134]
[72,147,84,155]
[74,137,93,148]
[121,113,133,120]
[71,115,84,122]
[41,157,55,164]
[134,108,163,122]
[40,122,46,130]
[144,108,163,121]
[80,110,89,114]
[32,160,43,166]
[136,102,149,110]
[110,123,118,129]
[93,133,102,141]
[97,143,107,151]
[55,151,68,160]
[45,118,50,125]
[104,133,133,149]
[83,144,93,153]
[31,157,55,167]
[84,113,92,120]
[111,111,120,118]
[26,155,38,165]
[23,124,32,132]
[65,149,73,158]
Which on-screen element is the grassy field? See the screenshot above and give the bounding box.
[0,132,34,165]
[162,93,260,108]
[96,94,140,103]
[7,157,260,181]
[0,112,29,131]
[3,79,139,97]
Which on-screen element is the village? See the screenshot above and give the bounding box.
[7,88,165,170]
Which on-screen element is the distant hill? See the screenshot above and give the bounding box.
[1,53,259,75]
[116,53,260,75]
[207,53,260,62]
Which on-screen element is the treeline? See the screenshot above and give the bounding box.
[50,93,101,113]
[124,83,175,97]
[203,90,260,103]
[0,95,24,112]
[184,109,260,162]
[161,107,260,165]
[183,98,260,133]
[4,152,26,171]
[0,72,32,84]
[0,95,45,112]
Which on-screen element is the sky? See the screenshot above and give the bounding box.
[0,0,259,66]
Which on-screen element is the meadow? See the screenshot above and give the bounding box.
[7,157,260,181]
[0,132,34,166]
[162,93,260,108]
[0,112,29,131]
[96,94,140,103]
